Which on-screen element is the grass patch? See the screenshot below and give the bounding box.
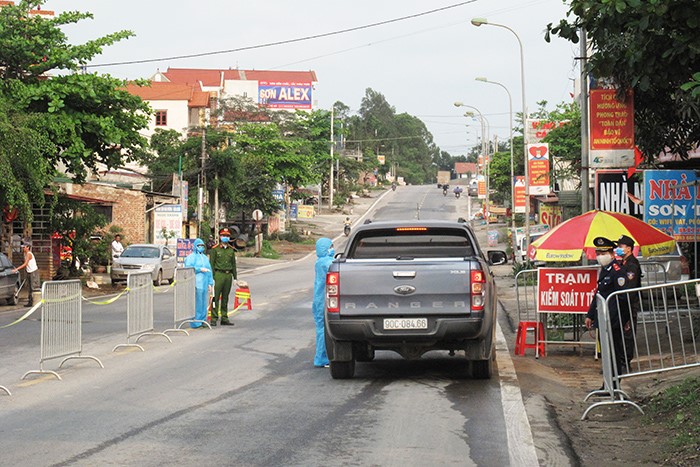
[644,376,700,463]
[259,240,280,259]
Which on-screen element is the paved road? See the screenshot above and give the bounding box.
[0,185,549,466]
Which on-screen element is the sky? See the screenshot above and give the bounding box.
[56,0,578,156]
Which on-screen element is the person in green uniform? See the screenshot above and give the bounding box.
[209,227,237,326]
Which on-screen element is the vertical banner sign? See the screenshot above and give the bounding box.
[589,86,635,168]
[537,267,598,314]
[154,205,183,245]
[514,176,526,213]
[527,143,550,195]
[526,119,570,144]
[644,170,700,241]
[477,174,487,200]
[595,169,643,219]
[539,205,563,228]
[258,81,312,109]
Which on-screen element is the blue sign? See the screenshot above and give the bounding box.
[176,238,196,266]
[258,81,312,109]
[289,203,298,220]
[644,170,700,241]
[272,189,285,209]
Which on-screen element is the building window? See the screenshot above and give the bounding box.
[155,110,167,126]
[93,205,113,223]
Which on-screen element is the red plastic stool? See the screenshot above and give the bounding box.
[514,321,546,356]
[233,287,252,311]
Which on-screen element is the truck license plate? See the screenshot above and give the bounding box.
[383,318,428,330]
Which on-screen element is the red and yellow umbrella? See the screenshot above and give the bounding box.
[528,210,676,262]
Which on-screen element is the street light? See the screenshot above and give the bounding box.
[454,102,490,216]
[475,77,515,234]
[472,17,531,257]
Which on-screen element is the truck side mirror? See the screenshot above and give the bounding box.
[487,250,508,265]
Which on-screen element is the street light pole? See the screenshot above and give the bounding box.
[454,102,491,216]
[472,17,530,257]
[475,77,515,234]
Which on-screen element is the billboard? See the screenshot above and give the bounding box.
[589,86,635,168]
[644,170,700,241]
[527,143,550,195]
[514,176,526,213]
[258,81,312,109]
[525,119,569,144]
[154,205,183,245]
[176,238,196,266]
[595,169,643,219]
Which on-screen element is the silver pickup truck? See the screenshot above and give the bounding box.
[325,220,507,379]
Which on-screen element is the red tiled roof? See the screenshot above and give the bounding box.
[124,82,209,107]
[164,68,317,85]
[455,162,477,174]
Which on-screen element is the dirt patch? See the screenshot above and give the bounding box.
[513,348,700,466]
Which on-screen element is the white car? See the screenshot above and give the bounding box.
[111,244,177,286]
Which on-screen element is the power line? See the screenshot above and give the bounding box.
[88,1,479,68]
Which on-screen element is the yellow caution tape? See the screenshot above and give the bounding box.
[0,301,43,329]
[153,281,176,293]
[82,287,130,305]
[43,293,83,304]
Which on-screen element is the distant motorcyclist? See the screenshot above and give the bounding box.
[443,184,449,196]
[343,217,352,236]
[453,186,463,198]
[391,182,397,191]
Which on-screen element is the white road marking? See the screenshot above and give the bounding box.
[495,319,540,466]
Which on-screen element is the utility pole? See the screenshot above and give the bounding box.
[329,107,335,212]
[214,172,219,236]
[580,28,591,214]
[198,127,207,238]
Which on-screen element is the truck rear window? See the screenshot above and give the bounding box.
[348,227,475,259]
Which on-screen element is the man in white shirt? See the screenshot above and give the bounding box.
[111,234,124,259]
[13,243,40,307]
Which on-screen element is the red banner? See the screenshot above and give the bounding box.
[537,267,598,314]
[590,89,634,151]
[514,176,526,213]
[527,143,550,195]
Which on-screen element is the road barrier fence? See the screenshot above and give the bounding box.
[113,271,172,352]
[582,278,700,419]
[165,267,207,335]
[22,280,103,381]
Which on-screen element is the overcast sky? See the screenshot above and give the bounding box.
[58,0,577,156]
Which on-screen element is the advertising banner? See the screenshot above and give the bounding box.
[258,81,312,109]
[297,205,315,219]
[514,176,526,213]
[477,174,486,200]
[525,119,569,144]
[589,87,635,168]
[644,170,700,241]
[289,203,298,220]
[154,205,183,246]
[539,204,562,228]
[527,143,550,195]
[176,238,196,266]
[595,169,643,219]
[537,267,598,314]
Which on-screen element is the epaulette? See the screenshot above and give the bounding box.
[212,244,221,249]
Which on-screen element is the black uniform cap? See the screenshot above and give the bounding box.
[617,235,635,247]
[593,236,616,251]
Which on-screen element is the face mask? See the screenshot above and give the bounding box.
[328,248,335,257]
[614,247,624,257]
[597,253,613,267]
[220,236,230,243]
[196,245,205,253]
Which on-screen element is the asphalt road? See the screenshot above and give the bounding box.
[0,185,545,466]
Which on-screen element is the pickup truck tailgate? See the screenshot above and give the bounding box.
[336,260,475,316]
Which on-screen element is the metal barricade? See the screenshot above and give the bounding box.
[582,279,700,419]
[164,268,208,335]
[113,271,172,352]
[0,385,10,396]
[22,280,103,381]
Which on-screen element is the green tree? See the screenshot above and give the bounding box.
[0,1,150,183]
[546,0,700,160]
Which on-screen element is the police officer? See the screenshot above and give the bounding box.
[209,227,237,326]
[616,234,641,366]
[585,236,630,377]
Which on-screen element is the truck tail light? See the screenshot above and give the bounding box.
[326,272,340,313]
[470,269,485,311]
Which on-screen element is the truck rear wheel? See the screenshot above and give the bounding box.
[329,359,355,379]
[472,358,493,379]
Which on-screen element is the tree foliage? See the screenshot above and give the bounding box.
[546,0,700,160]
[0,0,150,185]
